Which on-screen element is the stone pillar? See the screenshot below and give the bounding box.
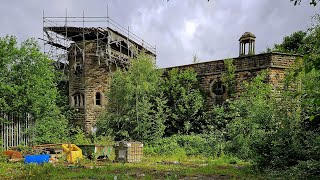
[242,43,244,55]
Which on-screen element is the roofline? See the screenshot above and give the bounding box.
[164,52,302,69]
[44,26,156,56]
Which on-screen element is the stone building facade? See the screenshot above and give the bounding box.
[168,32,298,107]
[168,52,298,107]
[68,41,113,132]
[57,27,156,133]
[64,30,298,133]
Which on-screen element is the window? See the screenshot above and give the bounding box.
[73,93,85,107]
[213,82,225,96]
[74,62,83,76]
[209,81,226,105]
[95,92,101,106]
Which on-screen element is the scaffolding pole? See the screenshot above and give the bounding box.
[41,12,157,74]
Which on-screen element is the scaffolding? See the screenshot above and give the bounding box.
[42,12,156,73]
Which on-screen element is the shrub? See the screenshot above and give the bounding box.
[69,127,92,145]
[290,160,320,178]
[145,134,223,157]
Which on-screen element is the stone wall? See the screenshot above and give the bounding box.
[69,41,120,132]
[166,52,298,108]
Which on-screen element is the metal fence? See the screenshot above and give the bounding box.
[0,113,34,150]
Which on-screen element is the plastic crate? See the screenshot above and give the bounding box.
[115,141,143,163]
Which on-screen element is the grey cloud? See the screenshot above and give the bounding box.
[0,0,318,68]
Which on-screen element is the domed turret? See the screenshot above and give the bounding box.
[239,32,256,56]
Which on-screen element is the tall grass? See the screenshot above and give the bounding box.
[144,134,225,158]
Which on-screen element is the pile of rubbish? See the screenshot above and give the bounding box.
[2,143,83,164]
[2,141,143,165]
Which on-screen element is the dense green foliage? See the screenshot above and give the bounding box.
[0,36,68,143]
[226,18,320,177]
[145,134,223,157]
[97,53,204,141]
[272,14,320,72]
[225,67,320,177]
[162,68,204,135]
[273,31,307,54]
[97,53,167,142]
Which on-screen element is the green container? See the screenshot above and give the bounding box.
[78,145,112,160]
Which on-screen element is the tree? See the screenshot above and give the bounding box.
[272,31,307,54]
[270,14,320,99]
[162,68,204,135]
[0,36,68,143]
[97,52,167,142]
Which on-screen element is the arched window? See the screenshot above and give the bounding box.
[95,92,102,106]
[72,93,85,107]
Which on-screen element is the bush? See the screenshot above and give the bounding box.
[69,127,92,145]
[290,160,320,178]
[226,67,320,179]
[145,134,223,157]
[144,137,186,156]
[69,127,114,145]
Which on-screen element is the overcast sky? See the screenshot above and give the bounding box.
[0,0,319,67]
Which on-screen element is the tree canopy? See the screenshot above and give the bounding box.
[0,36,68,143]
[97,53,167,142]
[271,14,320,72]
[97,53,205,141]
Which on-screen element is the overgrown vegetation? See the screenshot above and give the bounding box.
[144,134,224,157]
[0,36,68,144]
[97,54,204,141]
[162,68,204,135]
[223,15,320,178]
[97,53,167,142]
[96,14,320,179]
